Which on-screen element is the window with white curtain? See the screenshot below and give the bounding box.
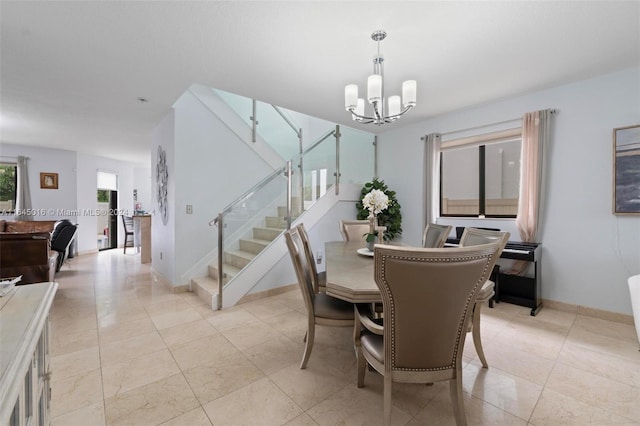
[0,163,17,213]
[440,129,521,218]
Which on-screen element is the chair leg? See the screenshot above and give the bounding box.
[383,374,392,426]
[472,303,489,368]
[300,322,315,369]
[449,375,467,426]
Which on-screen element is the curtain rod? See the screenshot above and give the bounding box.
[427,108,558,139]
[0,155,29,161]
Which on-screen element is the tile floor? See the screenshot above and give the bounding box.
[49,250,640,425]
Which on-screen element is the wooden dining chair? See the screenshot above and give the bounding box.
[284,227,354,369]
[459,227,510,368]
[122,215,134,253]
[422,223,453,248]
[354,243,501,426]
[339,219,371,243]
[296,223,326,293]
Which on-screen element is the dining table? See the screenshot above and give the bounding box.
[324,241,381,304]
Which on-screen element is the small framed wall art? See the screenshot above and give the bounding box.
[40,172,59,190]
[613,124,640,215]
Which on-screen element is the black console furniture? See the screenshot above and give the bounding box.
[446,236,542,316]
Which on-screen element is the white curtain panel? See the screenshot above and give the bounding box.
[423,133,441,229]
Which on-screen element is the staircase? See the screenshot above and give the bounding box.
[191,201,300,308]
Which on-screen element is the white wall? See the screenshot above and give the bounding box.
[133,167,152,212]
[150,111,176,285]
[0,142,149,254]
[378,67,640,315]
[0,143,77,220]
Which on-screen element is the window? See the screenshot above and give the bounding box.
[0,163,17,213]
[440,131,521,218]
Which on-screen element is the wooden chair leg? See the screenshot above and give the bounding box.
[472,303,489,368]
[450,375,467,426]
[300,322,314,369]
[383,374,392,426]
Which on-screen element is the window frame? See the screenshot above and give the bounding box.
[438,129,522,219]
[0,162,18,214]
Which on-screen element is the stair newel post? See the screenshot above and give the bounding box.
[334,125,341,195]
[217,212,224,310]
[286,161,292,230]
[298,128,304,213]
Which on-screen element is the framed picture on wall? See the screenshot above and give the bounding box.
[613,124,640,215]
[40,172,58,189]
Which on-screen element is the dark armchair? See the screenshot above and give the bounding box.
[50,219,78,272]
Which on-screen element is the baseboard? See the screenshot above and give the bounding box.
[76,249,98,256]
[542,298,634,325]
[151,269,189,293]
[238,283,297,304]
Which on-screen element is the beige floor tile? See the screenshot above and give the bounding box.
[270,363,349,410]
[183,352,265,405]
[475,336,557,385]
[240,297,295,320]
[206,306,259,331]
[50,327,99,356]
[203,377,302,425]
[219,318,285,350]
[573,314,640,344]
[51,401,106,426]
[262,309,309,341]
[557,342,640,388]
[170,333,239,370]
[284,413,321,426]
[148,305,204,330]
[306,383,412,426]
[51,345,100,380]
[565,326,640,362]
[241,334,303,375]
[414,385,528,425]
[530,388,637,425]
[158,407,213,426]
[100,330,167,365]
[358,369,442,417]
[159,318,219,347]
[546,361,640,422]
[102,348,181,398]
[462,361,543,420]
[144,297,193,315]
[98,315,157,345]
[50,368,103,418]
[104,373,200,426]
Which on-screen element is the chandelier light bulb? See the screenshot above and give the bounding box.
[343,30,417,125]
[345,84,358,110]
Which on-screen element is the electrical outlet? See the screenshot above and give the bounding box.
[186,204,193,214]
[316,250,323,264]
[160,252,163,260]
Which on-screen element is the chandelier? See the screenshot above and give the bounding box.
[344,30,417,126]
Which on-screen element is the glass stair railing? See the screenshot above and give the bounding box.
[206,124,375,309]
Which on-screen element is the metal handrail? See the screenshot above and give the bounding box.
[272,105,301,139]
[209,126,341,309]
[208,164,287,226]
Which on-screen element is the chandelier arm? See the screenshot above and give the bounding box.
[385,104,415,120]
[347,107,376,122]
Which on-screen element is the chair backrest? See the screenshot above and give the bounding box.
[296,223,321,294]
[421,223,452,248]
[122,215,134,233]
[459,227,510,254]
[339,219,371,242]
[284,228,315,314]
[373,243,500,374]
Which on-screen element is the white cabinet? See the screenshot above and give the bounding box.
[0,282,58,426]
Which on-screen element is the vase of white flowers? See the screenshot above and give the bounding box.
[361,189,390,250]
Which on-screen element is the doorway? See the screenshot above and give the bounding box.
[97,189,118,250]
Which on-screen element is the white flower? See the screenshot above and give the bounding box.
[362,189,390,217]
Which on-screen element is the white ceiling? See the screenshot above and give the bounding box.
[1,1,638,166]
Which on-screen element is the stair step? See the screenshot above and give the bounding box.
[239,238,271,254]
[277,206,303,217]
[192,276,219,308]
[265,216,287,229]
[252,226,283,241]
[224,250,256,269]
[207,263,241,281]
